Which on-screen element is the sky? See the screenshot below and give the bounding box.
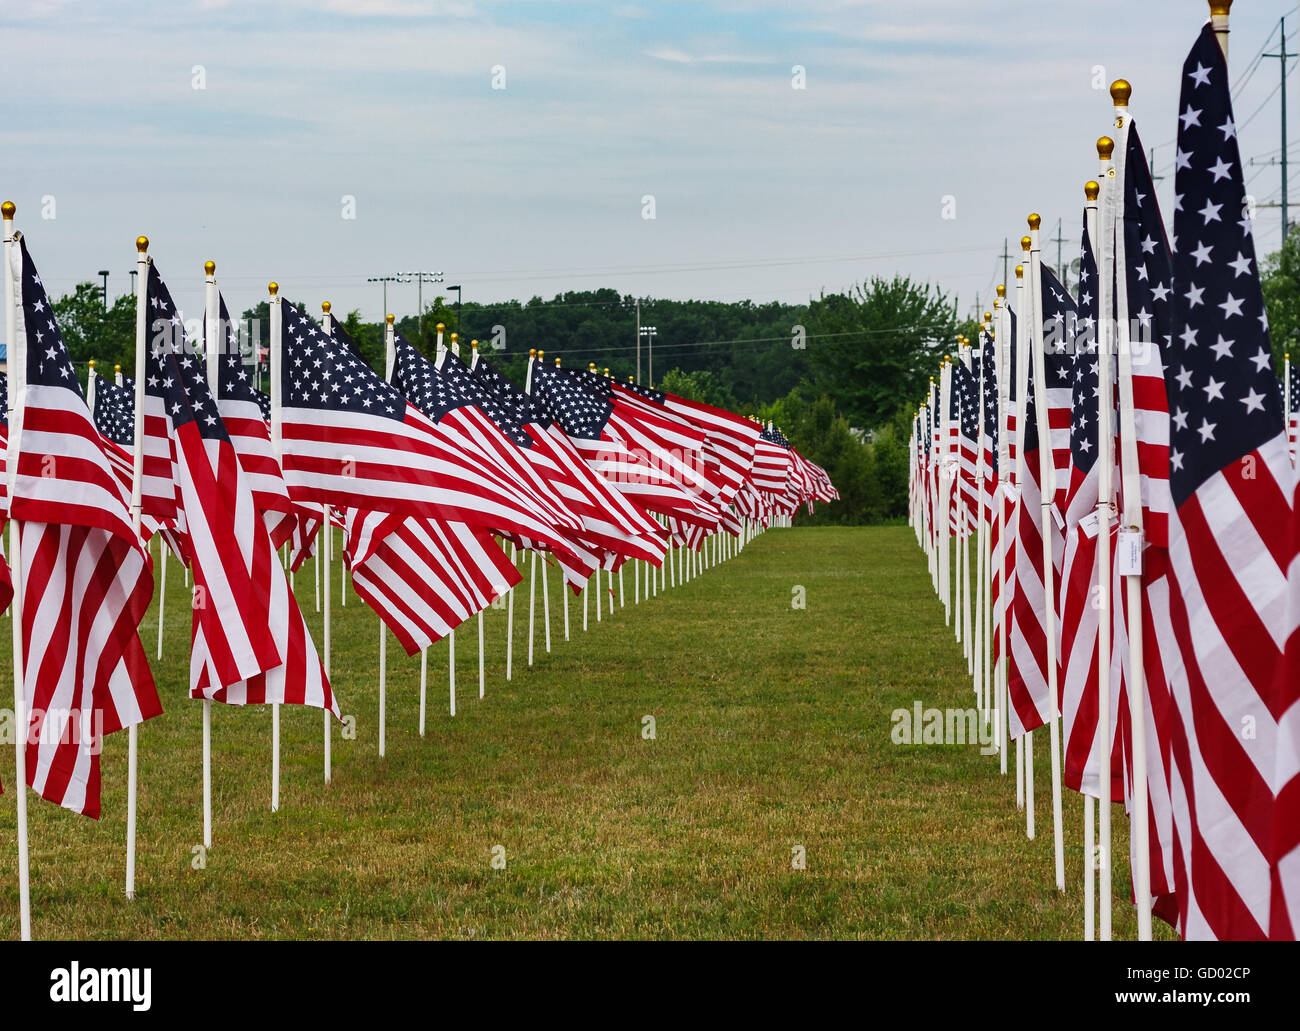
[2,0,1298,332]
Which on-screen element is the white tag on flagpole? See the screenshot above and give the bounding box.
[1117,528,1143,576]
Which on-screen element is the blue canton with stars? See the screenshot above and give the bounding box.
[281,302,405,420]
[20,236,83,396]
[979,328,998,476]
[470,356,554,428]
[1124,123,1176,369]
[529,362,613,439]
[1071,214,1102,475]
[1167,23,1284,505]
[1021,266,1076,455]
[93,377,136,447]
[392,336,533,448]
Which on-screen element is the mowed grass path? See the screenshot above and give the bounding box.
[0,526,1169,939]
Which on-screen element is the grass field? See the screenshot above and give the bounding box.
[0,525,1173,939]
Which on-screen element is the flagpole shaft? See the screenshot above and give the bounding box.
[379,621,386,756]
[6,205,30,940]
[528,551,536,664]
[269,286,285,808]
[419,648,428,735]
[1029,221,1066,892]
[271,702,280,812]
[156,544,167,659]
[561,577,569,641]
[541,554,551,653]
[506,543,516,677]
[478,609,486,697]
[202,701,211,848]
[449,627,456,716]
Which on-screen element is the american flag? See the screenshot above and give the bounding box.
[91,375,135,448]
[470,355,667,562]
[1058,215,1122,800]
[275,300,583,560]
[0,372,10,614]
[7,234,161,818]
[951,358,980,530]
[529,360,717,526]
[211,293,294,527]
[1007,271,1067,741]
[140,264,182,521]
[1122,123,1176,547]
[1160,23,1296,940]
[753,424,790,493]
[345,508,520,654]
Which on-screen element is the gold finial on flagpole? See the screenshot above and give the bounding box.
[529,348,536,357]
[268,282,279,296]
[436,322,445,332]
[1,201,14,220]
[1015,264,1024,278]
[471,339,478,350]
[204,260,216,276]
[1209,1,1232,57]
[1085,180,1101,201]
[555,356,561,367]
[136,235,149,253]
[114,364,121,375]
[385,313,394,325]
[89,359,96,370]
[321,301,331,314]
[1110,79,1131,108]
[450,332,458,344]
[1027,213,1041,231]
[983,312,991,323]
[603,367,610,376]
[1020,236,1031,252]
[1097,136,1115,160]
[996,284,1006,298]
[589,362,597,372]
[538,349,545,360]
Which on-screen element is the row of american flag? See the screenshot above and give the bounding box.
[908,15,1299,941]
[0,222,836,940]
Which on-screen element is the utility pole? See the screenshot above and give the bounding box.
[1265,14,1291,244]
[1001,238,1010,291]
[367,274,410,320]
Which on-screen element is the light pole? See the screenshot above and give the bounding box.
[367,274,410,320]
[446,284,462,333]
[407,270,444,333]
[98,270,110,311]
[640,325,657,387]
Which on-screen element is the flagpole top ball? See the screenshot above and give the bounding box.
[1085,180,1101,201]
[89,359,96,369]
[984,312,991,323]
[1015,264,1024,278]
[450,332,458,343]
[603,368,610,376]
[1110,79,1131,107]
[386,313,395,325]
[136,235,149,253]
[1020,235,1031,252]
[204,260,216,276]
[115,364,121,374]
[321,301,331,314]
[1027,213,1041,231]
[556,357,562,366]
[268,281,279,296]
[1209,0,1232,15]
[1097,135,1115,160]
[996,284,1006,298]
[529,348,536,357]
[471,339,478,349]
[436,322,445,332]
[1,201,14,219]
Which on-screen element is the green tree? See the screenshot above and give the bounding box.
[53,283,136,374]
[1260,232,1300,372]
[805,275,957,431]
[657,367,738,410]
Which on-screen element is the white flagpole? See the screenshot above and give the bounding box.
[320,302,333,784]
[4,201,31,939]
[1013,253,1030,805]
[269,282,284,808]
[123,236,152,897]
[449,626,456,716]
[478,608,486,697]
[595,564,603,622]
[528,551,537,664]
[583,571,590,630]
[541,554,551,653]
[1109,83,1154,940]
[618,565,625,608]
[419,649,428,736]
[198,261,223,842]
[1094,135,1119,940]
[506,541,516,677]
[938,365,953,627]
[156,534,167,658]
[1028,214,1066,890]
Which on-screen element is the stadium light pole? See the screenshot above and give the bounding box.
[641,325,658,386]
[98,270,110,311]
[407,270,444,333]
[367,274,410,320]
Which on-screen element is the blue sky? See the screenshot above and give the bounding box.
[2,0,1297,329]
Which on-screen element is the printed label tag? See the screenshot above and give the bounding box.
[1118,528,1143,576]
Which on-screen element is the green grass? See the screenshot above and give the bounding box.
[0,526,1173,939]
